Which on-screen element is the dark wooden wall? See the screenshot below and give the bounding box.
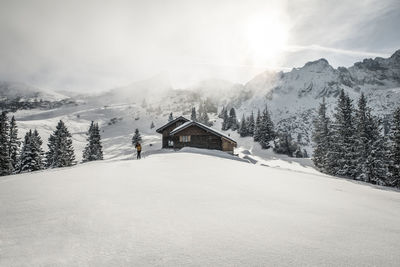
[172,125,223,150]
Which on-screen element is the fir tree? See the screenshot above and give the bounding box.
[247,111,255,136]
[228,108,238,131]
[19,129,44,172]
[132,128,142,146]
[254,109,261,142]
[150,121,155,129]
[200,111,212,126]
[82,121,103,162]
[389,107,400,187]
[312,98,332,173]
[8,116,20,171]
[258,105,275,149]
[238,114,248,137]
[46,120,75,168]
[354,94,388,184]
[168,113,174,122]
[221,108,229,130]
[331,89,357,178]
[191,107,197,121]
[0,112,12,176]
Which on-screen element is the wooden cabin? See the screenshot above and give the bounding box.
[156,117,237,153]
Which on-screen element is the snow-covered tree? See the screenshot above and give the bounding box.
[354,94,388,184]
[191,107,197,121]
[19,129,44,172]
[132,128,142,146]
[273,132,297,156]
[46,120,75,168]
[168,113,174,122]
[254,109,262,142]
[257,106,275,149]
[312,98,332,173]
[389,107,400,187]
[238,114,248,137]
[330,89,357,178]
[8,116,20,171]
[247,111,255,136]
[199,111,212,126]
[0,112,12,176]
[228,108,238,131]
[82,121,103,162]
[221,108,229,131]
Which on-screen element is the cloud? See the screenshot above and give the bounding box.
[0,0,398,91]
[285,45,390,58]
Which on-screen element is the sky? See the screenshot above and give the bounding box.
[0,0,399,92]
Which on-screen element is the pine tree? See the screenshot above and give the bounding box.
[389,107,400,187]
[254,109,261,142]
[247,111,255,136]
[132,128,142,146]
[8,116,20,171]
[366,116,389,185]
[19,129,44,172]
[0,112,12,176]
[331,89,357,178]
[312,98,332,173]
[150,121,155,129]
[168,113,174,122]
[221,108,229,130]
[228,108,238,131]
[238,114,248,137]
[46,120,75,168]
[191,107,197,121]
[353,94,388,184]
[258,105,275,149]
[82,121,103,162]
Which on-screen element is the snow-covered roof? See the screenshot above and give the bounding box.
[155,116,190,133]
[170,120,237,144]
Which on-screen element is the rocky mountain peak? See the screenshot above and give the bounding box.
[303,58,332,71]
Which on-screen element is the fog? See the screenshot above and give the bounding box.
[0,0,399,92]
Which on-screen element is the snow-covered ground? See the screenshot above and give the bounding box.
[1,151,400,266]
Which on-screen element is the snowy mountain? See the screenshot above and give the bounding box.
[1,150,399,266]
[233,49,400,148]
[0,81,68,102]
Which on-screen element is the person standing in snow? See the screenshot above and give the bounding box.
[135,142,142,159]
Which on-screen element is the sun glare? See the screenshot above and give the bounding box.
[244,15,289,67]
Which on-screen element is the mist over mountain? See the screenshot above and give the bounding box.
[1,49,399,148]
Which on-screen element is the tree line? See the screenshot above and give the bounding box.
[219,106,307,158]
[0,112,104,176]
[312,89,400,187]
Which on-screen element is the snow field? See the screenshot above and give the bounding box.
[1,152,399,266]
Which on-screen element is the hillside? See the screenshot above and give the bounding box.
[1,151,399,266]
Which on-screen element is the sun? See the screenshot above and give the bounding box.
[244,15,289,67]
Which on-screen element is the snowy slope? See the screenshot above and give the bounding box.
[1,152,399,266]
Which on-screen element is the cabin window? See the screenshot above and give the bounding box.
[168,140,174,147]
[179,135,191,142]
